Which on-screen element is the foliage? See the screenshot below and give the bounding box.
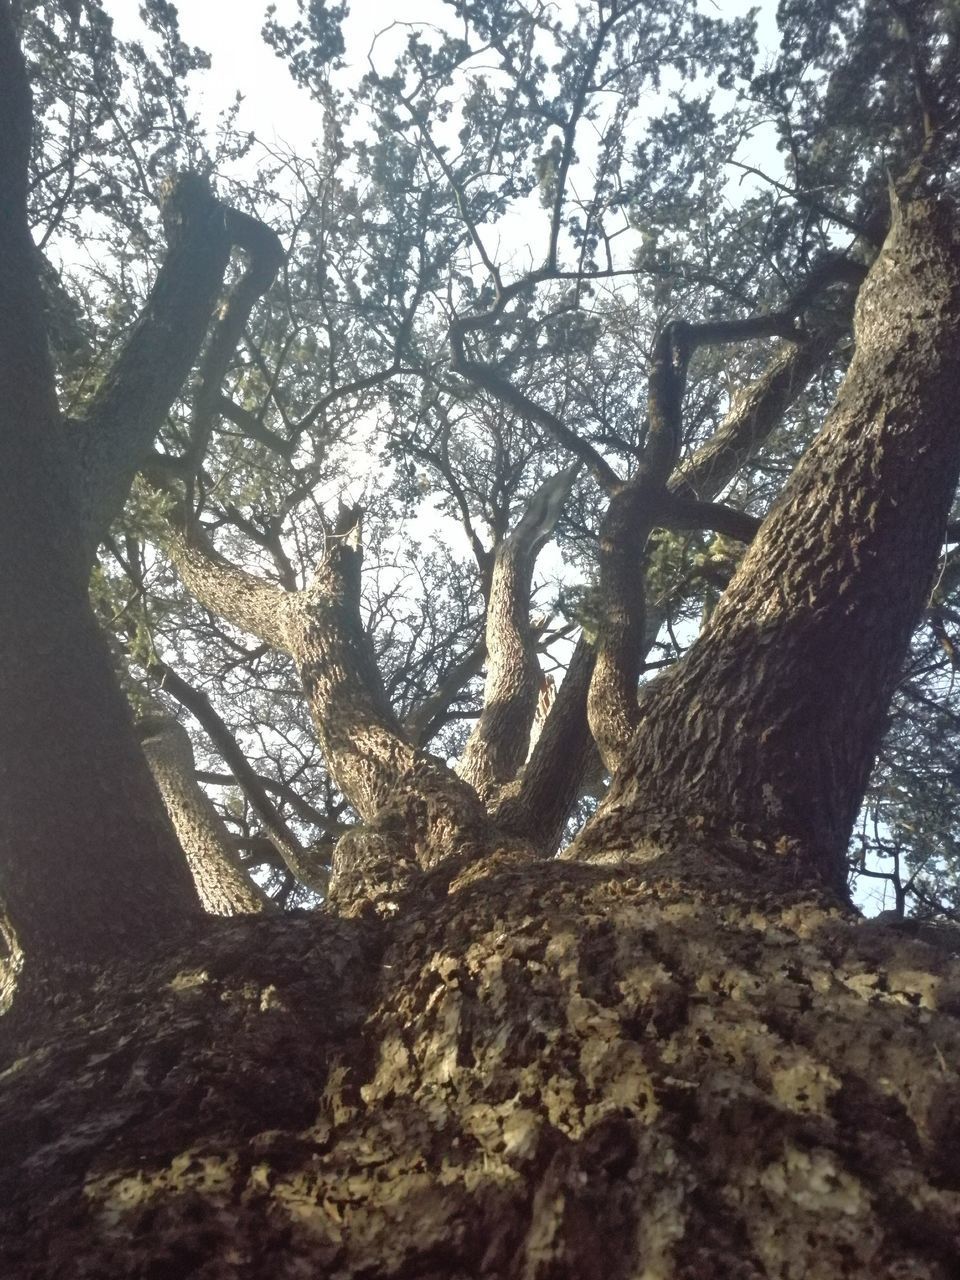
[20,0,960,918]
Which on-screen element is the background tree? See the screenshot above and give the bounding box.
[4,1,960,1275]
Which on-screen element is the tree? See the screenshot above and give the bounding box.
[3,1,960,1275]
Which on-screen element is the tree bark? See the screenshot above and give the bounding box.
[575,195,960,891]
[457,466,577,802]
[142,656,332,895]
[496,635,597,853]
[169,509,494,906]
[138,710,273,916]
[0,7,203,985]
[2,858,959,1279]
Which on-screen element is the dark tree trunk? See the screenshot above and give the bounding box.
[0,564,201,996]
[0,7,284,987]
[0,6,201,987]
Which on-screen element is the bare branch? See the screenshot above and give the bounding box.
[405,640,486,748]
[143,655,331,895]
[166,519,291,651]
[457,465,579,799]
[450,329,621,491]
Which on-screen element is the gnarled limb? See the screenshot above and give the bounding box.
[588,289,857,774]
[457,465,579,801]
[290,507,420,823]
[492,290,856,838]
[168,508,492,904]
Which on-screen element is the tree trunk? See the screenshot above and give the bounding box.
[0,568,201,1004]
[168,510,494,907]
[138,711,272,916]
[576,195,960,891]
[0,9,287,988]
[1,857,958,1279]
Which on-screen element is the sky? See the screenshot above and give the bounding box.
[101,0,781,156]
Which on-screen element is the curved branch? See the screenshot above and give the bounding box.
[72,176,282,565]
[456,465,579,800]
[166,520,290,651]
[449,332,620,492]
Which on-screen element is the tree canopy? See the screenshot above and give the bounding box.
[21,0,954,919]
[4,1,960,1274]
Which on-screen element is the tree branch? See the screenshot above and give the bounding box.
[71,176,282,565]
[660,496,761,544]
[405,640,486,748]
[166,519,291,651]
[449,329,620,492]
[136,705,274,915]
[494,635,599,853]
[184,207,285,491]
[456,465,579,800]
[143,655,330,895]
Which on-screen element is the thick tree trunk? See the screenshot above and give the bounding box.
[2,857,959,1279]
[576,196,960,890]
[0,571,200,997]
[138,711,272,916]
[0,10,286,988]
[0,5,199,975]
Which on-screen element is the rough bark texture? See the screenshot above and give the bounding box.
[2,854,959,1279]
[457,467,577,802]
[575,197,960,890]
[139,713,272,916]
[589,481,661,772]
[170,512,494,906]
[142,658,331,896]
